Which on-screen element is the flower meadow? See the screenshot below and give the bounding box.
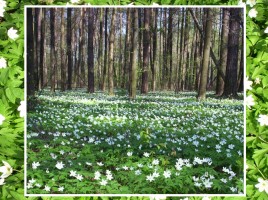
[27,90,244,194]
[0,0,267,199]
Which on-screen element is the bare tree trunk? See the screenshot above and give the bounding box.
[88,9,94,93]
[60,9,66,91]
[182,9,189,91]
[167,8,173,90]
[108,9,116,96]
[98,8,103,89]
[198,9,213,100]
[222,8,241,98]
[67,8,72,90]
[151,8,158,92]
[176,8,185,92]
[39,8,45,90]
[102,8,108,91]
[216,8,229,95]
[238,28,244,92]
[27,8,36,96]
[130,9,138,99]
[50,8,55,93]
[141,8,150,94]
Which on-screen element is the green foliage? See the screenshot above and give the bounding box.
[0,0,266,199]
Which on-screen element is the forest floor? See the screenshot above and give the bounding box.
[26,90,244,194]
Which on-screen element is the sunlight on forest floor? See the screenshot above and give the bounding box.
[26,90,244,194]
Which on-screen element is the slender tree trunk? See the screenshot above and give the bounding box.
[27,8,36,96]
[60,9,66,91]
[35,9,42,90]
[77,9,85,88]
[167,8,173,90]
[39,8,45,90]
[122,10,130,90]
[108,9,116,96]
[162,8,167,89]
[88,9,94,93]
[198,9,213,100]
[181,9,189,91]
[130,9,138,99]
[67,8,72,90]
[222,9,240,97]
[238,27,244,92]
[98,8,103,89]
[50,8,55,93]
[176,8,185,92]
[151,8,158,92]
[216,8,229,95]
[102,8,108,91]
[118,10,123,88]
[141,8,150,94]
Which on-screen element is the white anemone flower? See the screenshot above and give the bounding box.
[18,100,26,117]
[246,0,256,7]
[255,178,268,193]
[245,76,253,90]
[245,95,255,108]
[7,27,19,40]
[0,114,5,125]
[248,8,258,18]
[257,114,268,126]
[0,161,13,178]
[0,57,7,69]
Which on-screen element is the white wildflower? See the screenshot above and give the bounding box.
[248,8,258,18]
[7,27,19,40]
[257,114,268,126]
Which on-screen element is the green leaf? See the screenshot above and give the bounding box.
[5,87,23,103]
[8,191,27,200]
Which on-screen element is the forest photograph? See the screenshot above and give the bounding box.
[26,7,244,194]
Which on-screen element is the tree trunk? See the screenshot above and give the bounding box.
[167,8,173,90]
[141,8,150,94]
[176,8,185,92]
[39,8,45,90]
[238,13,244,93]
[27,8,36,96]
[130,9,138,99]
[50,8,55,93]
[60,9,66,91]
[222,8,240,98]
[98,8,103,89]
[67,8,72,90]
[102,8,108,91]
[88,9,94,93]
[108,9,116,96]
[151,8,158,92]
[216,8,229,95]
[198,9,213,100]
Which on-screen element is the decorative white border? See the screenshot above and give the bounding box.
[24,4,247,197]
